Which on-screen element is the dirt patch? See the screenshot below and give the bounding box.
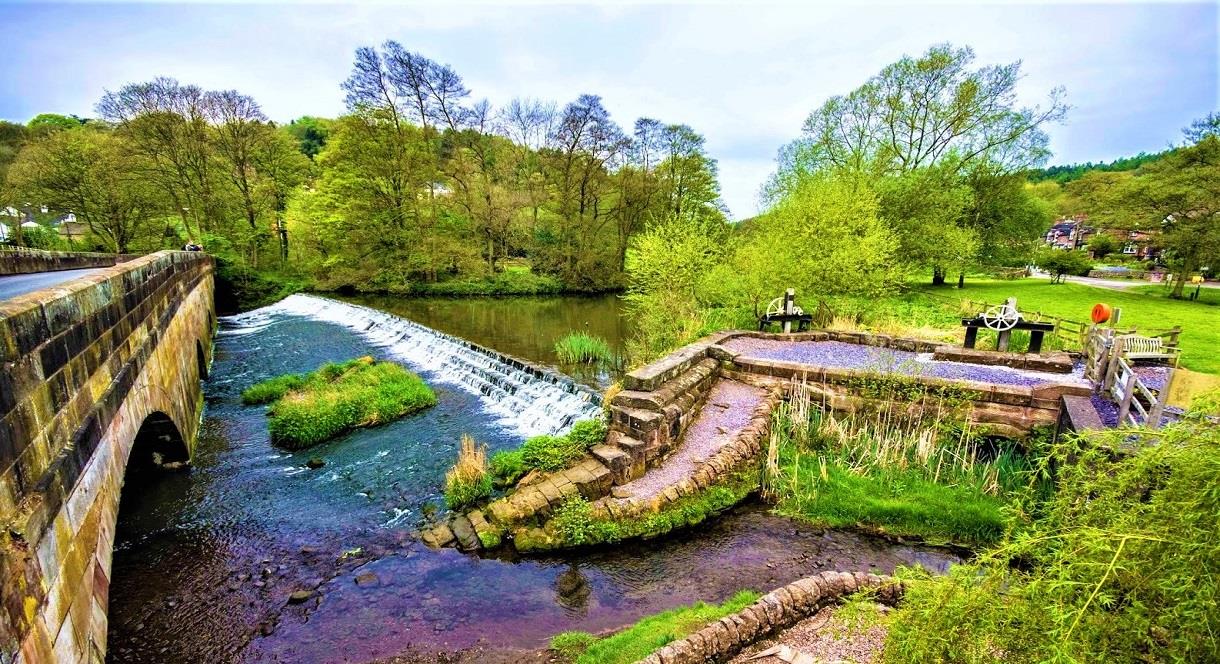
[728,604,889,664]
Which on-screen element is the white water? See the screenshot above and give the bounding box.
[229,293,603,437]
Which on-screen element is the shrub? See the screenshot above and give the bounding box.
[489,449,526,486]
[884,418,1220,662]
[521,434,585,472]
[1034,247,1093,283]
[553,496,596,546]
[566,418,608,449]
[444,434,492,510]
[247,357,437,449]
[554,332,613,364]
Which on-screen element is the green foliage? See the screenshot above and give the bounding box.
[550,631,597,659]
[521,434,587,473]
[489,449,527,487]
[1034,247,1093,283]
[444,434,492,510]
[884,419,1220,663]
[1028,150,1170,184]
[766,389,1036,546]
[415,270,565,297]
[566,419,608,449]
[554,467,759,548]
[1086,232,1120,258]
[560,590,761,664]
[555,332,613,364]
[516,418,607,474]
[241,372,308,404]
[245,357,437,449]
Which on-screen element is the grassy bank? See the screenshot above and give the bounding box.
[488,419,608,485]
[242,356,436,449]
[911,277,1219,374]
[765,383,1039,547]
[551,590,761,664]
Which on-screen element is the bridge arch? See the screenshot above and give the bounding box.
[128,411,191,474]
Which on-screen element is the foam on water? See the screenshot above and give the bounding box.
[228,293,603,437]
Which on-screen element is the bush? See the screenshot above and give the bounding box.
[489,449,526,486]
[246,357,437,449]
[550,631,596,659]
[566,418,608,449]
[416,270,565,296]
[554,332,613,364]
[883,418,1220,662]
[521,434,585,472]
[444,434,493,510]
[1034,247,1093,283]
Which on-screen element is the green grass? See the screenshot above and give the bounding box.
[551,590,761,664]
[911,277,1220,374]
[490,419,608,482]
[555,332,613,364]
[243,357,437,449]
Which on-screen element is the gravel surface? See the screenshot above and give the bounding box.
[728,605,888,664]
[724,338,1088,388]
[613,380,766,500]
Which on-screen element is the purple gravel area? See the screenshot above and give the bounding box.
[1091,392,1120,428]
[724,338,1087,389]
[614,380,766,500]
[1134,365,1170,393]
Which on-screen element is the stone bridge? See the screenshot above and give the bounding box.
[0,251,215,664]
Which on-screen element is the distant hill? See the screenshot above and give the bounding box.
[1027,150,1170,184]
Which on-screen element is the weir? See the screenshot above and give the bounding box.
[243,294,604,437]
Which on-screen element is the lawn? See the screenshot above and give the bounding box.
[910,277,1220,375]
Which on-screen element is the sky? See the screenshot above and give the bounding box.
[0,1,1216,219]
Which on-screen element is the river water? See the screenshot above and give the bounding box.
[106,293,958,664]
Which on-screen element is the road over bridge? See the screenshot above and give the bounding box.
[0,250,214,663]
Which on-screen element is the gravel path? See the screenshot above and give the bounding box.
[724,338,1088,389]
[612,380,766,500]
[728,605,888,664]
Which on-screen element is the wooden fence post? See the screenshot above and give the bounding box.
[1146,366,1175,429]
[1117,369,1137,426]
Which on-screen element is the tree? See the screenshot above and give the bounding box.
[7,127,162,252]
[1069,129,1220,298]
[283,116,332,159]
[1034,247,1092,283]
[772,43,1067,284]
[1086,232,1119,259]
[26,114,86,133]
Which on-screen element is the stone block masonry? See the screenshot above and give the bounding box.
[637,570,904,664]
[0,248,137,276]
[0,250,214,664]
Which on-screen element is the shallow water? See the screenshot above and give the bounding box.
[106,295,959,664]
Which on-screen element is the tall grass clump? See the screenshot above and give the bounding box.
[551,590,761,664]
[765,379,1036,545]
[444,434,492,510]
[243,356,437,449]
[884,411,1220,662]
[554,331,613,364]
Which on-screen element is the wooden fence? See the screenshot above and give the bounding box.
[1086,326,1178,429]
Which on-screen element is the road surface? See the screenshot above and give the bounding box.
[0,268,104,301]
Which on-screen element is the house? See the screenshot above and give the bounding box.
[0,222,9,243]
[52,213,88,242]
[1122,229,1160,260]
[1044,216,1092,249]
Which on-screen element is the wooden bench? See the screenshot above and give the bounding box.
[1118,335,1180,363]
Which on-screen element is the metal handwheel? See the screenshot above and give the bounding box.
[982,303,1020,331]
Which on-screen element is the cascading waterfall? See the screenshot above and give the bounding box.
[229,293,603,437]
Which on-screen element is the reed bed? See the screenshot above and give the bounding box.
[555,331,613,364]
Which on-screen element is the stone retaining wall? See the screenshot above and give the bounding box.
[0,248,134,276]
[638,570,904,664]
[932,345,1073,373]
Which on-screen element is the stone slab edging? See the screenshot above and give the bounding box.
[0,248,133,276]
[933,345,1073,373]
[636,570,904,664]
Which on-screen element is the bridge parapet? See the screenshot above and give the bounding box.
[0,250,214,663]
[0,247,137,276]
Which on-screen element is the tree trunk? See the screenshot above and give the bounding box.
[1170,262,1192,299]
[932,266,946,286]
[957,272,965,289]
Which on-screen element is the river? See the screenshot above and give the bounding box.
[106,293,958,663]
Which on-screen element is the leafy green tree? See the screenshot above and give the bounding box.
[7,127,162,252]
[26,113,86,133]
[1034,247,1092,283]
[772,43,1067,284]
[282,116,332,159]
[1086,232,1119,259]
[1070,130,1220,298]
